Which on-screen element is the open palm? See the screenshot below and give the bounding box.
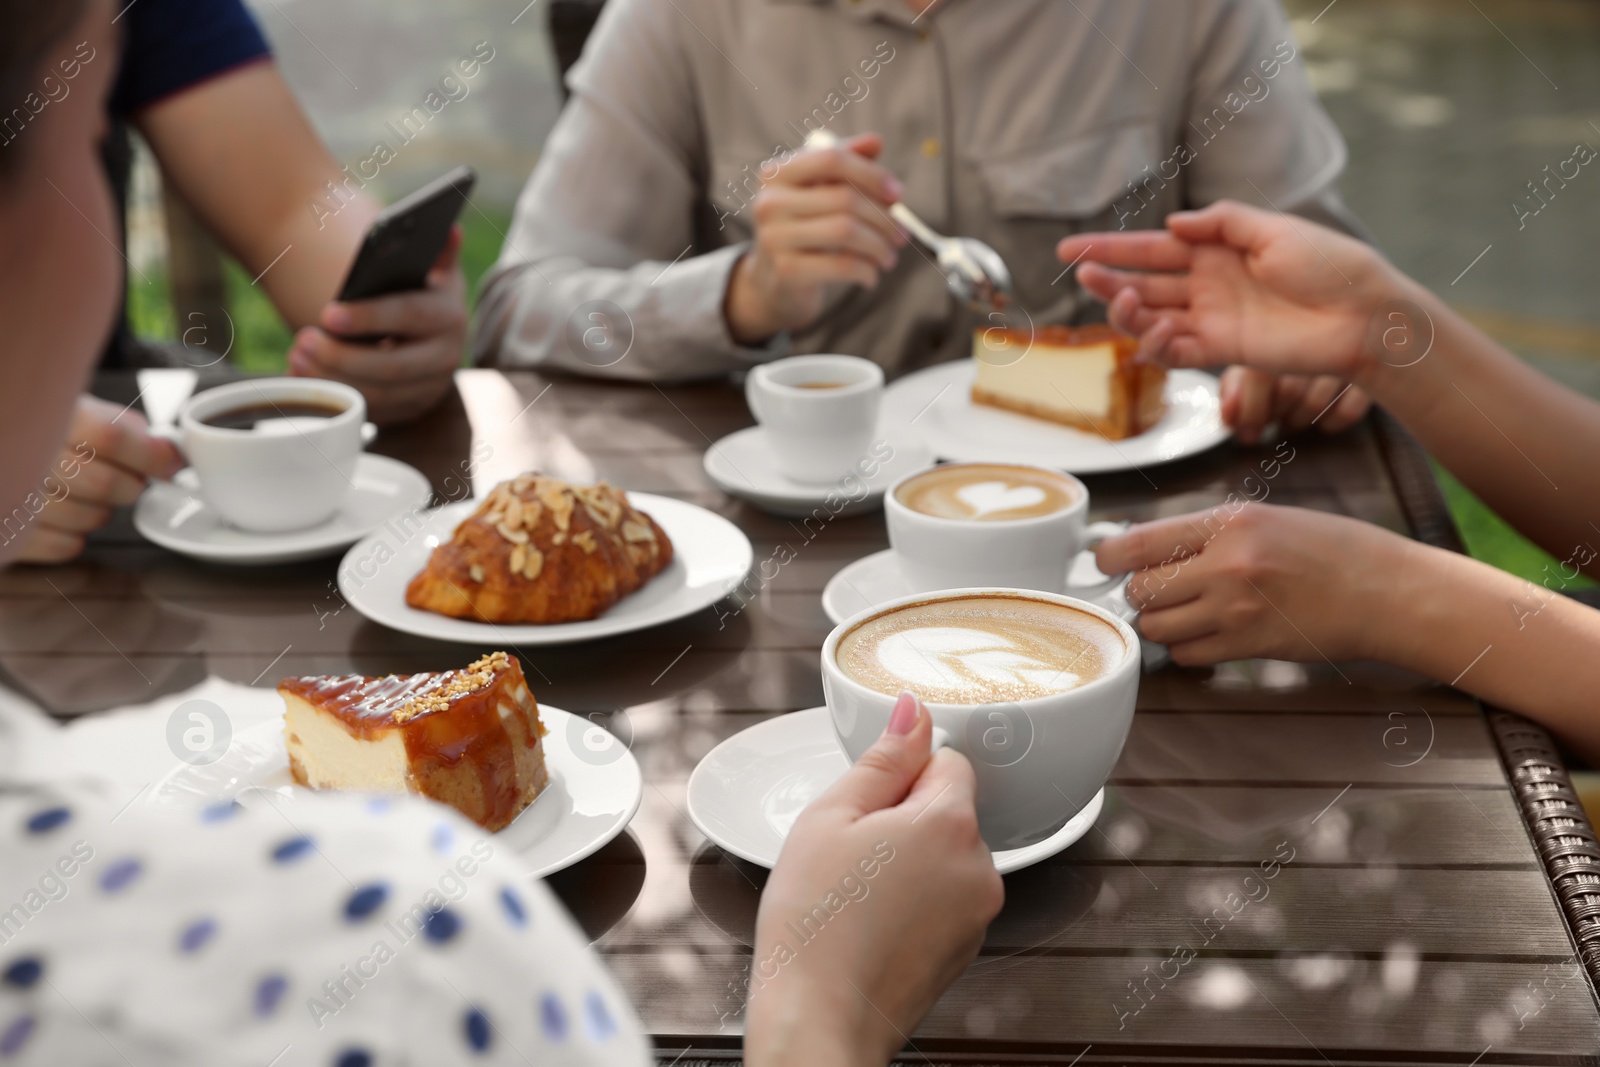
[1060,200,1396,381]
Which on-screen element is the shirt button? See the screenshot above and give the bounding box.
[921,137,941,159]
[918,29,932,43]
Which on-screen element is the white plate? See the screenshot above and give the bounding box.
[337,492,753,645]
[149,704,642,880]
[883,361,1228,473]
[702,426,934,518]
[134,454,434,565]
[686,706,1103,875]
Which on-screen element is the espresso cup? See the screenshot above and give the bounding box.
[822,588,1140,849]
[886,462,1127,597]
[745,354,884,484]
[176,378,374,533]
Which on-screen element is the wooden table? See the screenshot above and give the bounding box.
[12,369,1600,1065]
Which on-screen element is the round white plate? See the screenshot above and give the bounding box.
[148,704,643,880]
[134,454,433,565]
[337,492,753,645]
[703,426,934,518]
[882,361,1228,473]
[686,706,1103,875]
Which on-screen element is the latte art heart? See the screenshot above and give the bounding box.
[954,481,1047,519]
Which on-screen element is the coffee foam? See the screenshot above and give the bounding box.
[835,595,1125,704]
[896,464,1079,522]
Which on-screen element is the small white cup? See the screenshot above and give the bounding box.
[885,462,1127,598]
[177,378,375,533]
[822,588,1141,849]
[745,354,884,484]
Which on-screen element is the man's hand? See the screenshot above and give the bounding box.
[1221,367,1372,445]
[288,226,467,425]
[14,394,184,564]
[1059,200,1406,385]
[746,693,1002,1067]
[1094,502,1417,667]
[724,133,908,345]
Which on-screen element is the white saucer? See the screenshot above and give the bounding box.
[703,426,934,518]
[134,454,433,566]
[883,361,1228,473]
[337,493,754,645]
[686,706,1103,875]
[149,704,643,880]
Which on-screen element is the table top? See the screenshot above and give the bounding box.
[10,369,1600,1065]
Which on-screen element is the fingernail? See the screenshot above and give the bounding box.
[887,692,919,736]
[324,306,351,333]
[885,176,904,201]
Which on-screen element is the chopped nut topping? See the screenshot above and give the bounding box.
[552,532,566,545]
[621,520,656,543]
[468,563,485,583]
[391,651,511,723]
[522,547,544,580]
[572,530,598,554]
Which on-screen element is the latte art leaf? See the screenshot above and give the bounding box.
[876,627,1082,696]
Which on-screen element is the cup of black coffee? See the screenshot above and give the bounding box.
[176,378,374,532]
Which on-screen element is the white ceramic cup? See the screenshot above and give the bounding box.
[176,378,375,533]
[745,354,884,484]
[822,588,1141,850]
[885,462,1127,597]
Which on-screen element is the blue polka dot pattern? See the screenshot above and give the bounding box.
[271,836,315,864]
[178,918,217,954]
[431,823,454,854]
[24,807,70,835]
[463,1007,492,1052]
[539,992,568,1042]
[200,800,241,823]
[334,1048,372,1067]
[254,974,288,1018]
[422,908,461,944]
[584,990,617,1041]
[499,887,526,928]
[366,797,392,815]
[344,883,389,922]
[1,957,42,990]
[0,1014,34,1056]
[100,857,143,894]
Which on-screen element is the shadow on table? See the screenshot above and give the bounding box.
[545,828,647,941]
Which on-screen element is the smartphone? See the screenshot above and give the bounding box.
[335,164,477,303]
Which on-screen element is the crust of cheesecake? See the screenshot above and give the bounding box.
[280,651,549,832]
[971,325,1167,440]
[405,473,674,624]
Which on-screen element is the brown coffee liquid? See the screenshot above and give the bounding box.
[836,594,1125,704]
[895,463,1079,522]
[202,401,347,430]
[792,381,848,390]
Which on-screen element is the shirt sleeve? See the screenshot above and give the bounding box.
[108,0,273,117]
[471,0,785,381]
[0,785,652,1067]
[1180,0,1372,241]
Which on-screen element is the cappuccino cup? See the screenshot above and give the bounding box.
[745,354,884,484]
[822,588,1139,849]
[886,462,1126,597]
[176,378,375,533]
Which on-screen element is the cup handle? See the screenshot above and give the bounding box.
[360,422,378,447]
[1066,520,1132,600]
[930,725,952,754]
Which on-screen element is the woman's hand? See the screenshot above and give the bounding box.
[724,133,907,345]
[1059,200,1408,386]
[746,693,1003,1067]
[1094,502,1419,667]
[13,394,184,564]
[1221,367,1372,445]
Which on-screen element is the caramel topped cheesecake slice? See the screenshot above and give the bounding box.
[278,651,548,832]
[971,324,1167,440]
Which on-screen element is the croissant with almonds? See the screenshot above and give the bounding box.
[405,473,674,624]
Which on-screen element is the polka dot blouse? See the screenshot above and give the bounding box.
[0,783,651,1066]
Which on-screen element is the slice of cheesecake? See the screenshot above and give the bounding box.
[971,324,1166,440]
[278,651,548,832]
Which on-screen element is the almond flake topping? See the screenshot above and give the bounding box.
[621,520,655,543]
[391,651,511,724]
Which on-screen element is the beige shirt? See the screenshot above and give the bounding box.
[475,0,1363,381]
